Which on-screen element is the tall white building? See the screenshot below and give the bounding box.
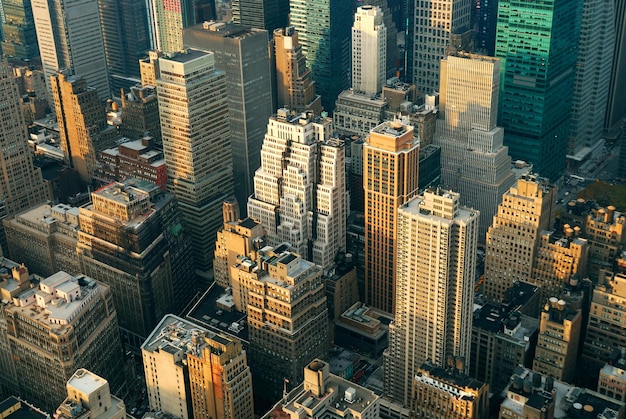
[158,50,234,277]
[32,0,110,100]
[434,53,516,241]
[247,108,347,269]
[568,0,614,159]
[352,5,386,95]
[412,0,473,95]
[383,189,478,406]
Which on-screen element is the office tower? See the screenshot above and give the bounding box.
[263,360,380,419]
[410,363,489,419]
[0,0,38,59]
[231,0,288,33]
[435,53,516,241]
[247,110,347,269]
[353,5,386,96]
[97,137,167,190]
[194,0,216,21]
[384,189,479,406]
[32,0,110,100]
[0,58,49,223]
[473,0,498,56]
[584,206,626,281]
[470,282,540,395]
[332,91,387,137]
[568,0,614,160]
[148,0,194,52]
[0,269,127,412]
[139,51,163,86]
[77,179,196,347]
[483,176,557,303]
[363,119,419,314]
[142,314,254,419]
[56,369,127,419]
[120,85,161,144]
[98,0,150,79]
[533,298,582,383]
[531,229,588,302]
[598,349,626,402]
[230,246,328,405]
[157,50,234,277]
[51,73,118,184]
[214,200,266,288]
[359,0,400,80]
[183,22,274,211]
[583,272,626,377]
[605,0,626,134]
[411,0,472,96]
[289,0,352,111]
[273,26,322,114]
[4,203,80,278]
[495,0,582,181]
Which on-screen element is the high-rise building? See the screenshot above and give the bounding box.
[495,0,582,181]
[483,176,557,303]
[411,0,472,96]
[142,314,254,419]
[148,0,194,52]
[435,53,516,241]
[410,363,489,419]
[157,50,234,277]
[0,0,38,59]
[120,85,161,145]
[32,0,110,100]
[605,0,626,134]
[364,119,419,314]
[97,0,150,79]
[183,22,274,211]
[231,0,288,34]
[0,269,128,412]
[273,26,322,114]
[262,359,380,419]
[247,109,347,269]
[51,73,119,184]
[289,0,352,111]
[77,179,196,347]
[568,0,614,160]
[472,0,498,56]
[352,5,386,96]
[0,58,49,226]
[359,0,400,80]
[229,245,328,406]
[584,206,626,281]
[56,369,127,419]
[384,189,479,406]
[533,297,582,383]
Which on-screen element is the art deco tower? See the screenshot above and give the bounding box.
[352,5,386,95]
[157,50,234,277]
[364,119,419,314]
[434,53,516,241]
[384,189,478,406]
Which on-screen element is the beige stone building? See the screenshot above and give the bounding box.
[142,314,254,419]
[56,369,127,419]
[584,206,626,280]
[364,119,419,314]
[598,349,626,402]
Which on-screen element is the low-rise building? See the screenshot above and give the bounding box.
[598,348,626,402]
[334,302,388,358]
[56,369,126,419]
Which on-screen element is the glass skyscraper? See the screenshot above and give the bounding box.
[495,0,582,181]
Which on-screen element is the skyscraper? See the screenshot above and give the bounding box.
[411,0,472,96]
[435,53,516,241]
[495,0,583,181]
[231,0,288,34]
[273,26,322,114]
[360,0,400,80]
[604,0,626,134]
[0,58,49,220]
[51,72,118,184]
[148,0,194,52]
[183,21,274,211]
[568,0,614,159]
[247,109,347,269]
[157,50,234,277]
[473,0,498,56]
[483,176,557,303]
[0,0,38,59]
[289,0,352,111]
[384,189,478,406]
[364,119,419,314]
[352,5,386,96]
[32,0,110,100]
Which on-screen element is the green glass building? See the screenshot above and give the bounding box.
[290,0,353,112]
[495,0,582,181]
